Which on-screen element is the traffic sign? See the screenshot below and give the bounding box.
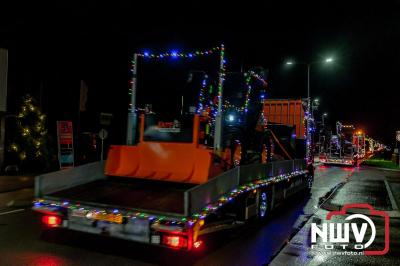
[99,129,108,140]
[99,129,108,162]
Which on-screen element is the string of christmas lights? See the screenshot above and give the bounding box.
[243,71,268,113]
[128,56,137,112]
[10,95,47,161]
[128,45,224,113]
[137,46,221,59]
[304,109,312,163]
[33,169,307,227]
[216,44,226,115]
[219,70,268,115]
[243,73,252,113]
[197,76,208,114]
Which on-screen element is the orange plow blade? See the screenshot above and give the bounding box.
[105,142,214,184]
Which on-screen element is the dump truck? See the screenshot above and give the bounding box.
[33,49,312,251]
[262,99,308,161]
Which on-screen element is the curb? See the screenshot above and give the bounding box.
[0,186,34,194]
[267,181,343,265]
[361,165,400,172]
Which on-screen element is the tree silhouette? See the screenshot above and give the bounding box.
[9,95,50,172]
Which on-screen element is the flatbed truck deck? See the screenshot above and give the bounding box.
[49,177,194,215]
[33,159,309,251]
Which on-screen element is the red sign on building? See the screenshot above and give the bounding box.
[57,121,74,169]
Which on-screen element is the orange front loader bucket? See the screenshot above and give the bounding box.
[105,115,218,184]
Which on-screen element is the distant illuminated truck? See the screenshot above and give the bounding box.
[320,122,358,166]
[353,130,366,159]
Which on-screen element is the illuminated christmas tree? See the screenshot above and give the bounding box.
[9,95,49,171]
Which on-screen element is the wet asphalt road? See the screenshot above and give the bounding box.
[0,166,397,266]
[270,166,400,266]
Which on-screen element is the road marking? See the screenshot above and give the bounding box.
[0,209,25,216]
[384,179,399,210]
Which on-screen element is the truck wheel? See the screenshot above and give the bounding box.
[258,191,270,220]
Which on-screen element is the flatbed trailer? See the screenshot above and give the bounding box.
[33,46,312,251]
[48,178,193,214]
[33,159,308,251]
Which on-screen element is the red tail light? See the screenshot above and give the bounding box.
[42,215,62,227]
[162,235,187,249]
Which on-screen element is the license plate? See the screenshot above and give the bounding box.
[125,218,149,236]
[123,218,150,242]
[86,211,123,224]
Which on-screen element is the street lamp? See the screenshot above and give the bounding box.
[322,113,328,126]
[312,98,320,112]
[285,57,334,163]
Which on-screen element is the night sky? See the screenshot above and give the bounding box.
[1,2,399,145]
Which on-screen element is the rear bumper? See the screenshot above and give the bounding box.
[33,200,194,251]
[321,159,354,166]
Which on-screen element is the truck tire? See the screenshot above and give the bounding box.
[258,190,270,221]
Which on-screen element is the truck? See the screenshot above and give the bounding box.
[320,122,365,166]
[353,130,366,159]
[33,47,312,251]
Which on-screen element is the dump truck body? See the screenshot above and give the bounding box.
[263,99,306,139]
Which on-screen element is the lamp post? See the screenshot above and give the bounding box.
[322,112,328,126]
[285,57,333,163]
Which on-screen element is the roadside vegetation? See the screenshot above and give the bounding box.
[363,158,399,169]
